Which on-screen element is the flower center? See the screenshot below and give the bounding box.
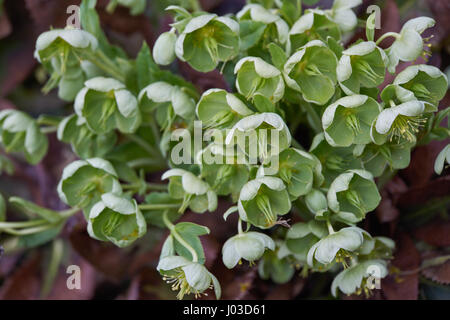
[389,114,426,143]
[255,194,276,227]
[162,268,209,300]
[335,249,353,268]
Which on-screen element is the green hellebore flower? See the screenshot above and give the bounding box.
[162,169,217,214]
[175,14,239,72]
[284,40,338,105]
[287,10,340,53]
[222,231,275,268]
[331,260,388,297]
[435,144,450,175]
[372,100,425,144]
[258,244,295,284]
[238,176,291,229]
[310,133,363,185]
[157,255,221,300]
[237,4,289,47]
[337,41,387,95]
[260,148,324,199]
[0,110,48,165]
[326,0,362,32]
[354,141,413,177]
[75,77,141,134]
[307,226,367,267]
[387,17,435,72]
[34,28,98,102]
[57,114,117,159]
[393,64,448,112]
[88,193,146,248]
[153,31,177,66]
[286,220,327,262]
[234,57,285,103]
[57,158,122,213]
[139,81,196,124]
[226,112,291,163]
[196,89,252,129]
[327,169,381,224]
[322,95,382,147]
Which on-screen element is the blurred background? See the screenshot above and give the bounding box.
[0,0,449,300]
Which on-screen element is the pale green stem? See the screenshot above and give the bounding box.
[375,32,400,45]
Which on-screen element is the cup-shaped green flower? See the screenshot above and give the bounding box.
[354,141,413,177]
[222,231,275,268]
[157,255,221,300]
[331,260,388,297]
[386,17,435,72]
[310,133,363,185]
[435,144,450,175]
[139,81,196,124]
[288,10,340,53]
[286,220,327,262]
[237,4,289,47]
[393,65,448,112]
[196,89,252,129]
[307,226,367,267]
[322,95,381,147]
[34,28,98,101]
[57,114,117,159]
[372,100,425,144]
[226,112,291,162]
[327,169,381,224]
[57,158,122,213]
[238,176,291,229]
[153,30,177,66]
[0,110,48,165]
[337,41,387,95]
[284,40,338,105]
[261,148,324,199]
[326,0,361,32]
[175,14,239,72]
[88,193,146,248]
[74,77,141,134]
[162,169,217,214]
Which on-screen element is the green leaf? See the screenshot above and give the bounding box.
[174,222,209,264]
[268,43,287,69]
[9,197,62,223]
[279,0,302,26]
[0,193,5,221]
[239,20,266,51]
[136,42,159,91]
[253,94,276,113]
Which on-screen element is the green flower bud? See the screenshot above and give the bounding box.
[175,14,239,72]
[284,40,338,105]
[196,89,252,129]
[238,176,291,229]
[435,144,450,175]
[327,169,381,224]
[0,110,48,164]
[322,95,381,147]
[331,260,388,297]
[337,41,387,95]
[157,255,221,300]
[234,57,285,103]
[393,64,448,112]
[57,158,122,213]
[139,81,195,123]
[327,0,362,32]
[75,77,141,134]
[288,10,340,53]
[162,169,217,214]
[57,114,117,159]
[153,31,177,66]
[307,226,368,268]
[286,220,327,262]
[88,193,146,247]
[222,231,275,268]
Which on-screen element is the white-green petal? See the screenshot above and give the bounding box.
[84,77,125,92]
[35,29,98,51]
[157,255,191,271]
[215,16,239,34]
[402,16,435,34]
[183,14,217,34]
[234,57,281,78]
[375,100,425,134]
[115,89,138,118]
